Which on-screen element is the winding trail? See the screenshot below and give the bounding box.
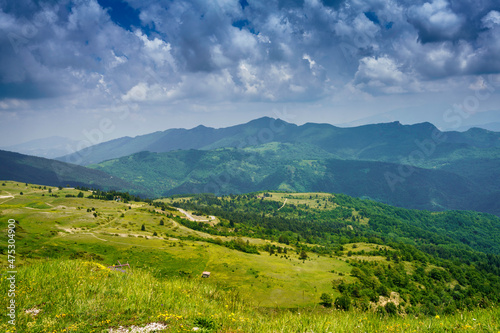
[277,198,288,211]
[0,191,15,205]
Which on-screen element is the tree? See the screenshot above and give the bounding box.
[48,188,52,193]
[77,192,84,198]
[279,235,290,245]
[335,295,351,311]
[299,251,308,260]
[320,293,333,307]
[19,192,23,195]
[141,224,146,231]
[160,219,165,226]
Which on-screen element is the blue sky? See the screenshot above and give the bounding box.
[1,0,500,146]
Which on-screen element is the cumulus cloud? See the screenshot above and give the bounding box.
[353,55,419,94]
[0,0,499,114]
[407,0,464,43]
[482,10,500,29]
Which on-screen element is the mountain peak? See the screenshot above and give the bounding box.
[192,124,210,130]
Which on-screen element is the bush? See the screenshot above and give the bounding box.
[335,295,351,311]
[320,293,333,307]
[385,302,398,316]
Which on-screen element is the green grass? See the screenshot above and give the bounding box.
[0,182,357,308]
[1,181,500,332]
[1,259,499,333]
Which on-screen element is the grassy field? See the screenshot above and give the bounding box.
[1,181,500,332]
[0,182,359,308]
[1,259,499,332]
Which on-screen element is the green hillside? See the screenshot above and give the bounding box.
[57,117,500,167]
[1,181,500,332]
[0,150,147,195]
[88,143,500,216]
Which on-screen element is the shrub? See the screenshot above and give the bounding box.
[385,302,398,316]
[320,293,333,307]
[335,295,351,311]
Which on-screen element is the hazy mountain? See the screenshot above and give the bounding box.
[57,117,500,167]
[88,142,500,216]
[0,150,146,194]
[1,136,79,159]
[339,108,500,132]
[457,123,500,132]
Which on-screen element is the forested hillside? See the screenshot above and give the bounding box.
[89,143,500,215]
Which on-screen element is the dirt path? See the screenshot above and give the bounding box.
[0,191,15,204]
[0,188,53,205]
[177,208,214,222]
[277,198,288,211]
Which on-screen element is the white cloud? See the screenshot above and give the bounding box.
[122,82,149,102]
[353,56,418,94]
[135,31,176,70]
[482,10,500,29]
[408,0,464,42]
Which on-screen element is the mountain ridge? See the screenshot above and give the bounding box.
[56,117,500,166]
[88,142,500,216]
[0,149,147,195]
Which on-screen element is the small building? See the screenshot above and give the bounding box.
[201,271,211,278]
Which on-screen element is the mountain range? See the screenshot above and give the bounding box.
[56,117,500,166]
[2,117,499,216]
[1,136,79,159]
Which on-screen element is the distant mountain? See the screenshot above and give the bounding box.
[0,150,146,194]
[2,136,79,159]
[88,142,500,216]
[457,123,500,132]
[57,117,500,167]
[19,117,497,215]
[339,108,500,132]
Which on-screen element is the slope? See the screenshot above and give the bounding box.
[88,142,499,215]
[0,149,146,194]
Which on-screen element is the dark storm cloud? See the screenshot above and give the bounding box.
[406,0,500,44]
[1,0,500,105]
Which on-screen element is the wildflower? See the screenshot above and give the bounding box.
[435,315,440,319]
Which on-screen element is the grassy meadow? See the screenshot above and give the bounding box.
[0,181,499,332]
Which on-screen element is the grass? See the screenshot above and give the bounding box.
[1,259,499,333]
[1,182,356,308]
[1,181,500,331]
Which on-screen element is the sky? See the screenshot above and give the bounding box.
[1,0,500,148]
